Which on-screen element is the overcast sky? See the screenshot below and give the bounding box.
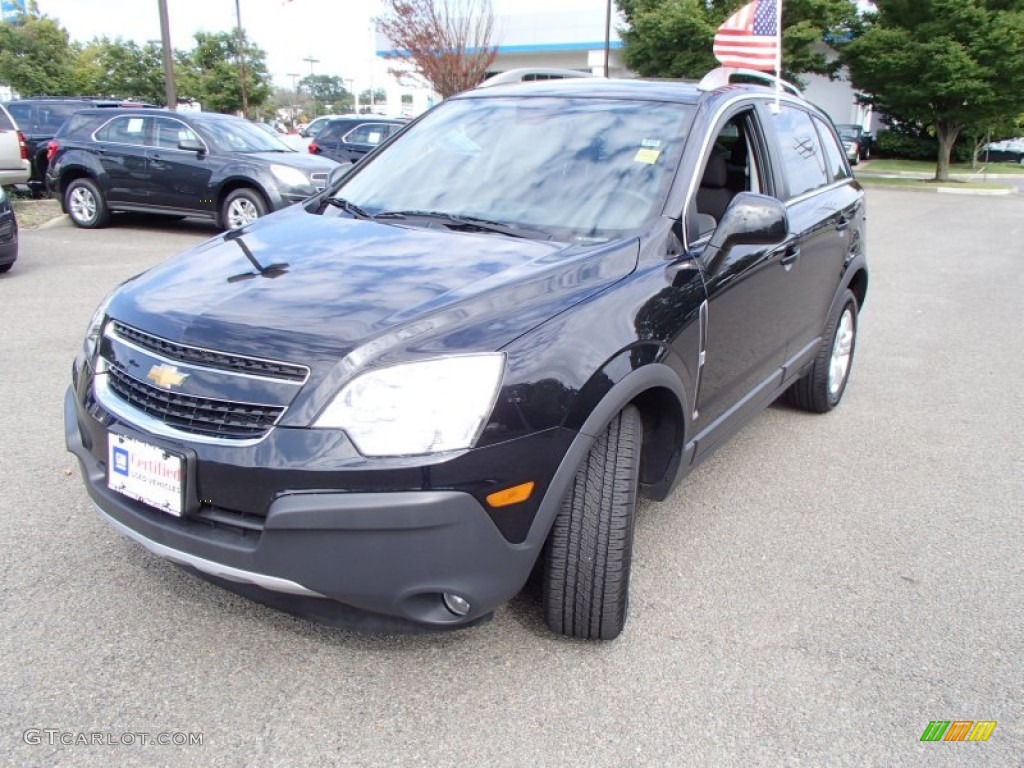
[37,0,610,92]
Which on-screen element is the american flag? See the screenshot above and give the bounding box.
[713,0,780,73]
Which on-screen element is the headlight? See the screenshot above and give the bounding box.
[313,354,505,456]
[83,291,115,359]
[270,164,311,188]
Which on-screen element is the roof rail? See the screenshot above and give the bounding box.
[697,67,802,98]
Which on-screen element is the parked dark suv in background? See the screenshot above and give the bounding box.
[47,108,338,229]
[66,69,867,640]
[2,98,157,195]
[308,116,405,165]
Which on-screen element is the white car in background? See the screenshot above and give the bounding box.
[0,103,30,187]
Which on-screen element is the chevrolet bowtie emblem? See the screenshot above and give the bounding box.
[147,364,189,389]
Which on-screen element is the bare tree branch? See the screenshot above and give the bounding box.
[377,0,498,99]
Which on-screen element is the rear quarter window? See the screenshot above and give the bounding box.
[0,106,14,131]
[6,103,32,130]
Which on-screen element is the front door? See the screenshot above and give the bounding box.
[145,116,215,215]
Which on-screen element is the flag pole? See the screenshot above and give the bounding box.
[773,0,783,113]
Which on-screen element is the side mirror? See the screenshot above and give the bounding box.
[327,162,353,187]
[704,192,788,274]
[178,138,205,154]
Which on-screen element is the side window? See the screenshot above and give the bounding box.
[95,116,148,146]
[7,103,32,130]
[150,117,200,150]
[316,123,342,142]
[812,116,851,182]
[772,106,828,198]
[344,124,387,145]
[693,109,764,239]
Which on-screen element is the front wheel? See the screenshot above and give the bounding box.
[64,178,110,229]
[220,188,267,230]
[785,289,858,413]
[543,405,642,640]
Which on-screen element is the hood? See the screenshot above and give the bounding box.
[109,204,637,394]
[247,151,338,172]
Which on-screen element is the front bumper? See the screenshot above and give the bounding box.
[65,374,581,630]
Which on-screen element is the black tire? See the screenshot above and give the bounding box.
[786,289,858,413]
[0,263,12,274]
[220,188,268,230]
[543,405,642,640]
[64,177,110,229]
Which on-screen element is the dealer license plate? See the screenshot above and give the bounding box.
[107,433,184,517]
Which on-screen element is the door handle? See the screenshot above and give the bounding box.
[779,244,801,266]
[835,214,852,232]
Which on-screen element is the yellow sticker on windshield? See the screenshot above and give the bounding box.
[634,148,661,164]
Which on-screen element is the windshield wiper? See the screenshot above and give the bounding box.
[326,197,372,219]
[373,210,544,239]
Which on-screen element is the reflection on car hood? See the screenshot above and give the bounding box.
[244,151,338,172]
[108,204,638,383]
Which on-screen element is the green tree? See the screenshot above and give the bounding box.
[177,30,272,115]
[841,1,1024,180]
[0,3,76,95]
[359,87,388,104]
[616,0,860,84]
[299,74,352,113]
[74,38,166,103]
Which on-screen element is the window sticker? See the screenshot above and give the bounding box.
[368,131,382,144]
[640,138,662,148]
[634,148,661,164]
[126,118,144,133]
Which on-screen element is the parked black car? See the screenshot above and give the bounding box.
[307,116,405,165]
[2,98,157,195]
[0,184,17,273]
[836,123,872,164]
[46,109,338,229]
[66,71,867,640]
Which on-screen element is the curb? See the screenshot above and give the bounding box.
[38,214,70,229]
[936,186,1015,197]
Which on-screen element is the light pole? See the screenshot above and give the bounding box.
[235,0,249,116]
[157,0,176,109]
[344,78,355,113]
[303,56,320,75]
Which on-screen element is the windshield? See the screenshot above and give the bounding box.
[205,117,294,152]
[335,96,694,241]
[838,126,860,141]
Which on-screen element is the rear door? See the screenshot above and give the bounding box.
[762,105,859,369]
[92,115,154,204]
[337,122,397,163]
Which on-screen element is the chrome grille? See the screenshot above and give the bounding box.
[112,322,307,382]
[105,362,284,439]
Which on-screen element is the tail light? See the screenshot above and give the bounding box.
[308,142,318,154]
[46,140,59,163]
[18,131,28,161]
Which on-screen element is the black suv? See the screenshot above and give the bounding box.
[307,116,405,165]
[46,108,338,229]
[2,98,157,194]
[65,71,867,639]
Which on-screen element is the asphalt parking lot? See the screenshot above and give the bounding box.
[1,191,1021,766]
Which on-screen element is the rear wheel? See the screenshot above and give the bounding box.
[64,178,110,229]
[543,405,642,640]
[786,289,858,413]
